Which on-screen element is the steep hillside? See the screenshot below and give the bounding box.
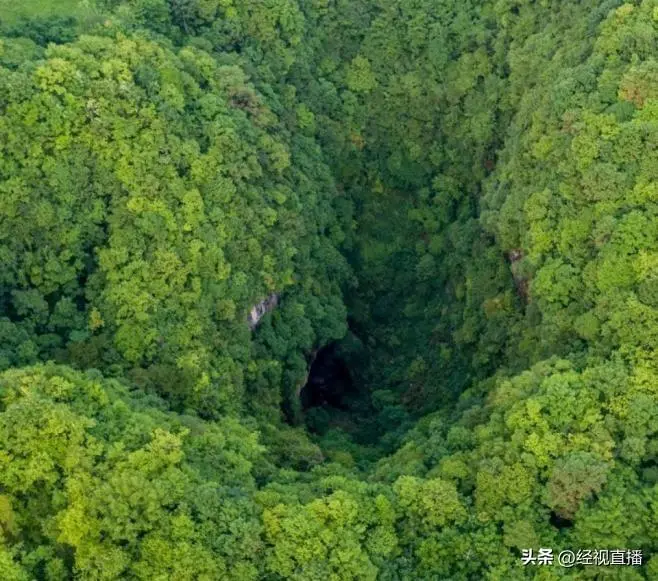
[2,1,658,579]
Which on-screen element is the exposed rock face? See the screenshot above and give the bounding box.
[507,249,529,304]
[248,294,279,329]
[296,350,319,400]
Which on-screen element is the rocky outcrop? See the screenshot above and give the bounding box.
[296,349,319,400]
[247,294,279,329]
[507,249,529,304]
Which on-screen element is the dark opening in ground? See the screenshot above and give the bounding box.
[300,343,355,411]
[549,511,573,530]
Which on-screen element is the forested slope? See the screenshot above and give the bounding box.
[1,0,658,579]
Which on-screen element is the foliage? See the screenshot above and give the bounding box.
[3,0,658,578]
[0,31,349,418]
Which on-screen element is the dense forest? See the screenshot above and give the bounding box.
[1,0,658,578]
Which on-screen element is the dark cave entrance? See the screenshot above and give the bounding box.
[300,343,355,412]
[549,511,573,530]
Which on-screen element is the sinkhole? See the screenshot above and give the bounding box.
[300,343,355,413]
